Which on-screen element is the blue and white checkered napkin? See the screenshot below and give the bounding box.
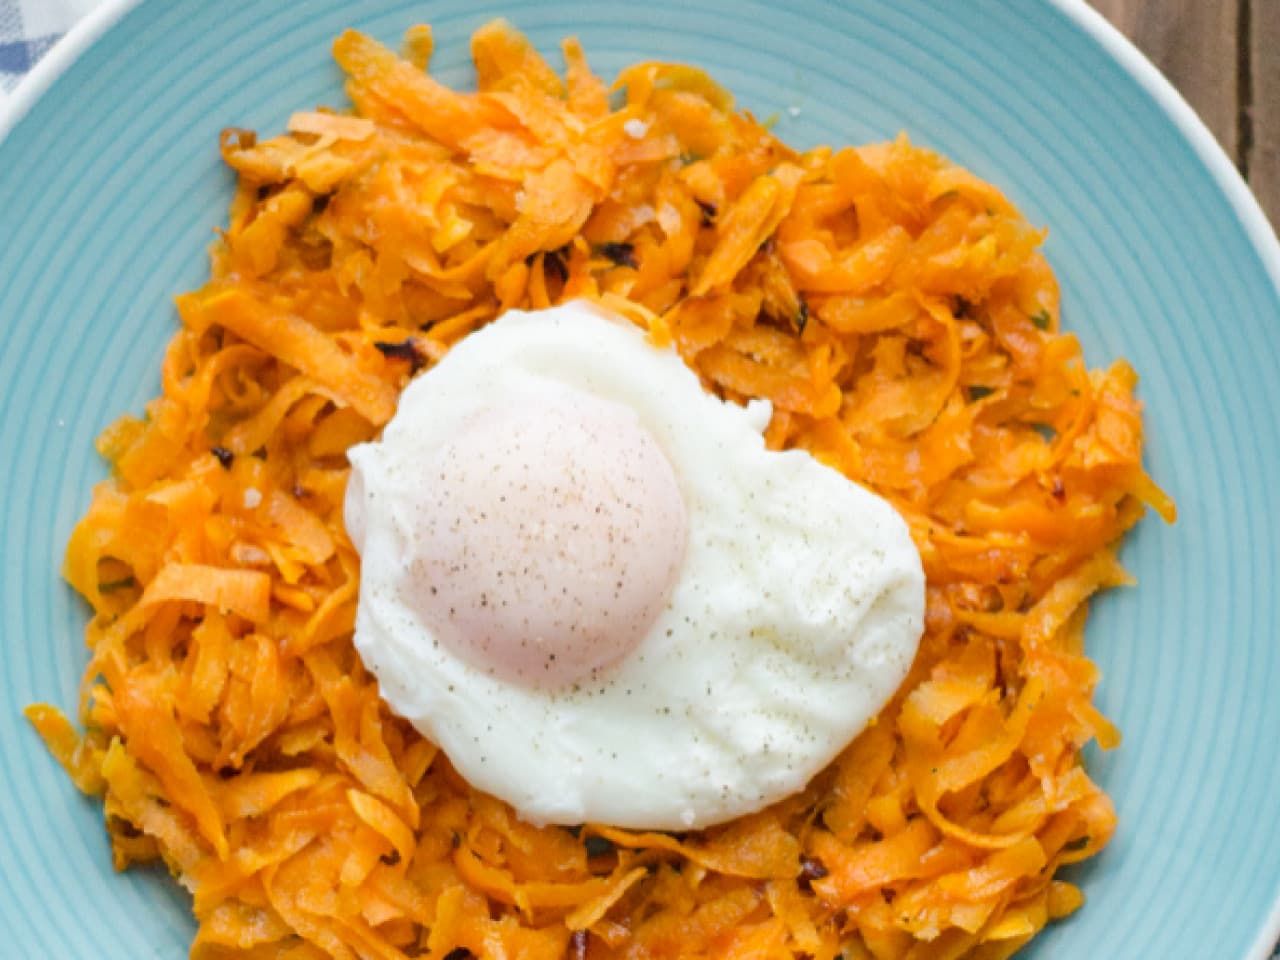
[0,0,99,95]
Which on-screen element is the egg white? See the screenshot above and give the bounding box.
[346,302,924,830]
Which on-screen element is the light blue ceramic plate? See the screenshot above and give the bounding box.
[2,0,1277,956]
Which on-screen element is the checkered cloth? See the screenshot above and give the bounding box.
[1,3,1279,957]
[0,0,99,95]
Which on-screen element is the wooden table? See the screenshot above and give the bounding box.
[1090,0,1279,228]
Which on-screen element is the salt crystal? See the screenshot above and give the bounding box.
[623,118,649,139]
[243,488,263,509]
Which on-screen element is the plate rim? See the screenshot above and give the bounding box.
[1048,0,1280,324]
[1,1,1276,957]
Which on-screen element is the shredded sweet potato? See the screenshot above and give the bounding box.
[28,19,1174,960]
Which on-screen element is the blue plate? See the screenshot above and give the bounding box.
[2,0,1278,956]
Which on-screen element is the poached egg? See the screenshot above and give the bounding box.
[345,301,924,829]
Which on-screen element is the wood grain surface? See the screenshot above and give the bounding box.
[1089,0,1278,228]
[1251,0,1280,223]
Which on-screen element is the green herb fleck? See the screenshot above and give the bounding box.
[1031,309,1052,330]
[1032,422,1057,442]
[967,385,996,402]
[795,296,810,336]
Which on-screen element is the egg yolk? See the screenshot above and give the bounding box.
[408,385,688,687]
